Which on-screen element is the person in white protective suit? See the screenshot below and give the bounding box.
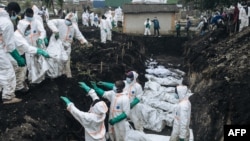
[170,85,191,141]
[144,18,152,36]
[82,11,89,27]
[94,14,99,27]
[89,11,95,27]
[32,5,43,25]
[239,3,249,31]
[23,8,48,84]
[47,13,89,78]
[14,20,50,92]
[41,6,49,22]
[105,13,113,41]
[99,15,108,44]
[60,82,108,141]
[97,71,144,132]
[91,80,130,141]
[0,2,26,104]
[114,6,123,27]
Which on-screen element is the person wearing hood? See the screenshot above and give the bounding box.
[23,8,48,84]
[47,13,89,78]
[144,18,151,36]
[32,5,43,25]
[170,85,191,141]
[97,71,144,132]
[99,15,108,44]
[60,82,108,141]
[14,20,50,92]
[0,2,26,104]
[90,80,130,141]
[239,3,249,31]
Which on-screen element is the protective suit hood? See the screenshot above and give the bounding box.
[0,8,10,18]
[17,20,30,35]
[91,101,108,114]
[176,85,188,100]
[65,12,77,23]
[131,71,139,83]
[32,5,40,15]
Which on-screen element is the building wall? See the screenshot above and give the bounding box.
[123,12,176,35]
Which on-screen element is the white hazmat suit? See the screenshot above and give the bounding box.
[170,85,191,141]
[124,71,144,132]
[144,19,151,35]
[67,89,108,141]
[0,8,20,103]
[239,4,249,31]
[47,17,88,78]
[99,16,108,43]
[102,90,130,141]
[14,20,39,90]
[24,15,47,84]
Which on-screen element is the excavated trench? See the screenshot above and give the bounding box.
[0,26,188,141]
[1,24,249,141]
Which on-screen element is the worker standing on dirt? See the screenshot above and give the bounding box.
[170,85,191,141]
[13,20,50,92]
[97,71,145,132]
[144,18,151,36]
[176,21,181,37]
[23,8,48,84]
[90,80,130,141]
[0,2,26,104]
[60,82,108,141]
[151,17,160,37]
[47,12,89,78]
[99,15,108,44]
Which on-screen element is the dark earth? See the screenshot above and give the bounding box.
[0,22,249,141]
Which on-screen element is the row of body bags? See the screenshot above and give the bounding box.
[126,58,194,140]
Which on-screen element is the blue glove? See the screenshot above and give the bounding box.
[37,48,50,58]
[60,96,72,106]
[90,81,104,97]
[10,49,26,67]
[78,82,91,93]
[109,112,127,125]
[55,32,59,40]
[44,37,49,46]
[36,39,43,48]
[179,138,185,141]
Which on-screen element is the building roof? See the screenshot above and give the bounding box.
[105,0,131,8]
[123,4,178,13]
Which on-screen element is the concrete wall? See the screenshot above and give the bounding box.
[123,12,176,35]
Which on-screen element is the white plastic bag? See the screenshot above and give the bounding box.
[46,35,68,78]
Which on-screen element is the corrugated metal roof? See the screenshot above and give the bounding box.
[123,4,178,13]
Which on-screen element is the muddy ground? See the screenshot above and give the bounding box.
[0,25,187,141]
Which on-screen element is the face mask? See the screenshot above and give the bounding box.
[24,30,31,36]
[113,86,117,93]
[26,16,33,21]
[126,77,132,84]
[10,15,17,20]
[65,20,72,26]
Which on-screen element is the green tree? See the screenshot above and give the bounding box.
[43,0,56,15]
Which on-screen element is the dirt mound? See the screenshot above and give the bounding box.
[184,27,250,141]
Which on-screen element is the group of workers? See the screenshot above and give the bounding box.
[1,2,191,141]
[0,2,89,104]
[60,70,192,141]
